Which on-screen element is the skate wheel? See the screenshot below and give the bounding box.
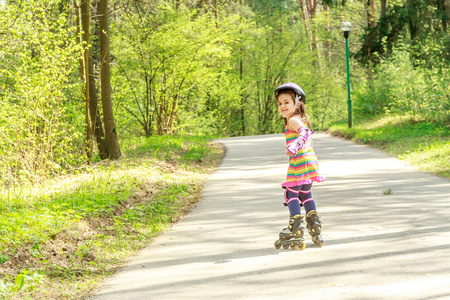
[291,244,298,250]
[299,241,306,250]
[274,241,281,249]
[282,244,289,250]
[312,235,324,247]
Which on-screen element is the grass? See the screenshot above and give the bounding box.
[326,114,450,179]
[0,134,224,299]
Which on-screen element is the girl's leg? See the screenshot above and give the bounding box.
[298,183,316,215]
[299,183,324,246]
[284,186,301,216]
[276,186,307,250]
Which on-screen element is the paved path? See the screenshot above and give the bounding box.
[90,133,450,300]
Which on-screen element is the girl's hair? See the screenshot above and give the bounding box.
[277,90,311,128]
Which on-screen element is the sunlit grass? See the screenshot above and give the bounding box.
[396,138,449,178]
[0,134,224,299]
[327,115,449,179]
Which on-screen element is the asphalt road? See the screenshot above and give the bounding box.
[90,133,450,300]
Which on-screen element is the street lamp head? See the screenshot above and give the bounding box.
[340,21,352,39]
[340,21,352,32]
[341,21,352,127]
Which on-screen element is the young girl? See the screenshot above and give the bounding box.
[273,82,325,250]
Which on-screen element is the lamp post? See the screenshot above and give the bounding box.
[340,21,352,128]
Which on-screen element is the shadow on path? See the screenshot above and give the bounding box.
[90,133,450,300]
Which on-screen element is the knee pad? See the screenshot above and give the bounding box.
[284,187,300,207]
[298,184,313,205]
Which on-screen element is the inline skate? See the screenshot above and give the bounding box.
[274,214,306,250]
[306,210,324,247]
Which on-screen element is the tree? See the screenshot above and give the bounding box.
[112,3,239,136]
[88,0,108,159]
[78,0,94,160]
[357,0,449,66]
[75,0,110,160]
[99,0,121,159]
[0,0,84,184]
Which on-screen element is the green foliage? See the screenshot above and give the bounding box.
[356,0,449,67]
[181,69,244,136]
[112,3,240,136]
[0,254,9,264]
[0,0,85,186]
[235,0,361,134]
[383,188,393,195]
[0,0,447,188]
[0,269,45,298]
[123,133,218,166]
[354,46,449,124]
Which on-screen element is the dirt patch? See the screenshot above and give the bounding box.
[326,129,344,138]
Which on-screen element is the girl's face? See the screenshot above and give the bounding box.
[277,93,296,118]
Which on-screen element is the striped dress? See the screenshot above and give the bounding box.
[282,116,325,187]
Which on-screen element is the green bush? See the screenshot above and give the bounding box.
[0,2,85,186]
[354,47,449,125]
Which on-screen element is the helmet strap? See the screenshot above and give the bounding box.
[294,95,300,108]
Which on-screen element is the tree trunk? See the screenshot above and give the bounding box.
[88,51,108,159]
[426,0,434,32]
[299,0,306,20]
[79,0,93,161]
[370,0,376,27]
[214,0,218,28]
[99,0,121,159]
[324,5,331,64]
[305,0,321,72]
[299,0,313,52]
[90,0,109,159]
[311,0,318,16]
[438,0,448,31]
[381,0,387,17]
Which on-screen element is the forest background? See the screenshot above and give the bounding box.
[0,0,448,298]
[0,0,448,185]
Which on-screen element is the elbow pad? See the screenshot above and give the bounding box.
[286,127,311,155]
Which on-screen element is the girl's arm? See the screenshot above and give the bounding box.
[287,117,303,132]
[286,118,311,155]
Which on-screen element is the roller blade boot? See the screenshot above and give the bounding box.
[306,210,324,247]
[274,214,306,250]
